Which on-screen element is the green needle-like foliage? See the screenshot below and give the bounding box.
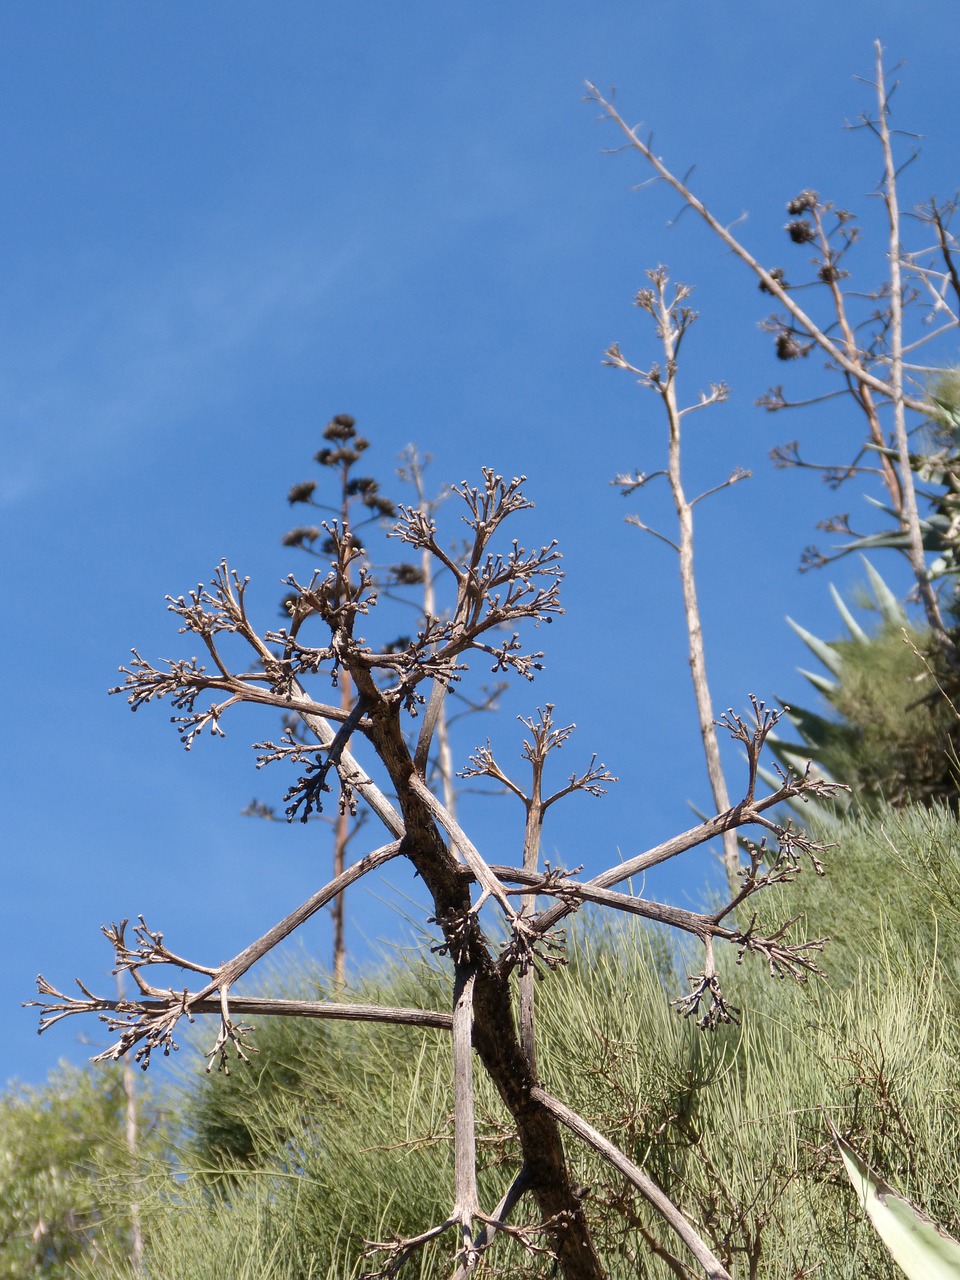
[0,1064,164,1280]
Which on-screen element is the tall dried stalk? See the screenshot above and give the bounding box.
[117,972,144,1273]
[871,44,948,640]
[588,45,959,652]
[610,271,748,893]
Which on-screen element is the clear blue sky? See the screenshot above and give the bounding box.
[3,3,959,1086]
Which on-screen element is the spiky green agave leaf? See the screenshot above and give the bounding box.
[830,582,869,642]
[796,666,839,696]
[929,392,960,436]
[832,1125,960,1280]
[777,701,845,752]
[860,555,908,626]
[786,617,845,677]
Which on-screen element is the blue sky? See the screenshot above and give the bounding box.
[3,4,959,1086]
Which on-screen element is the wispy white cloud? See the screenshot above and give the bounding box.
[0,224,362,507]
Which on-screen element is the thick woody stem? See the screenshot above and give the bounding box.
[519,770,545,1072]
[409,774,519,925]
[117,972,144,1273]
[331,670,352,984]
[449,1166,532,1280]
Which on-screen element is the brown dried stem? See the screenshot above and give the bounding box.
[613,268,745,893]
[871,42,950,641]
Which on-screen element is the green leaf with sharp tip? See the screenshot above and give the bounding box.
[796,666,839,696]
[861,494,940,531]
[862,493,906,521]
[929,394,960,433]
[764,733,819,768]
[778,701,846,751]
[832,1124,960,1279]
[860,556,908,626]
[786,617,845,677]
[830,582,869,642]
[835,531,912,554]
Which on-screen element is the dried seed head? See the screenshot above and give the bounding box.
[786,190,818,215]
[281,526,321,547]
[287,480,317,505]
[634,288,655,312]
[390,563,426,586]
[367,495,397,517]
[786,220,816,245]
[759,267,788,295]
[776,331,805,361]
[817,263,844,284]
[323,413,357,441]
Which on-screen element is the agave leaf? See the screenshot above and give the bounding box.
[929,393,960,434]
[862,493,940,531]
[778,701,844,749]
[765,734,821,769]
[829,582,869,642]
[929,555,960,581]
[854,503,948,548]
[862,492,907,521]
[862,440,901,459]
[834,531,912,554]
[796,666,840,696]
[831,1123,960,1279]
[786,617,844,677]
[859,556,908,626]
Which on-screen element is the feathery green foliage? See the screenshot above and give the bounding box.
[0,1063,160,1279]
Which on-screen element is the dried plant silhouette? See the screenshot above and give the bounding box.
[589,42,959,654]
[32,456,840,1279]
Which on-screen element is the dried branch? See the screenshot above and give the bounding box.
[588,72,957,644]
[871,42,951,642]
[530,1086,734,1280]
[612,268,751,892]
[48,454,847,1277]
[585,84,925,409]
[32,842,403,1066]
[522,703,842,951]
